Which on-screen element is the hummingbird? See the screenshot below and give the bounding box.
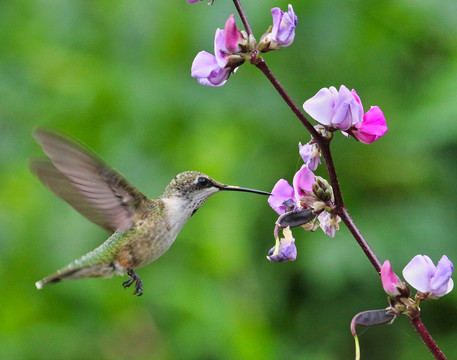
[31,128,270,296]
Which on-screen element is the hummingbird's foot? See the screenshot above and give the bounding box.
[122,268,143,296]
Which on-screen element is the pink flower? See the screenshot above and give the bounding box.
[268,179,295,215]
[303,85,363,131]
[293,164,315,201]
[191,15,245,87]
[224,14,244,53]
[304,86,388,144]
[381,260,408,297]
[268,165,315,215]
[352,106,388,144]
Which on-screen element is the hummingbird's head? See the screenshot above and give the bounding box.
[163,171,220,203]
[161,171,270,216]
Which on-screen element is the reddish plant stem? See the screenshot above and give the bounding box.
[411,317,447,360]
[339,208,381,273]
[255,59,320,140]
[319,141,382,273]
[232,1,444,358]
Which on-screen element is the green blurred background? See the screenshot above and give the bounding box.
[1,0,456,359]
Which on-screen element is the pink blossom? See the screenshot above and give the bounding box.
[293,165,315,201]
[352,106,388,144]
[303,85,363,130]
[381,260,407,297]
[268,165,315,215]
[267,179,295,215]
[191,15,244,87]
[224,14,244,53]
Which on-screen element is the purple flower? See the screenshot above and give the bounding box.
[402,255,454,299]
[299,142,321,171]
[352,106,388,144]
[268,165,315,215]
[268,179,295,215]
[317,210,340,238]
[267,227,297,262]
[186,0,201,3]
[381,260,408,297]
[191,50,232,87]
[303,85,363,131]
[191,15,245,87]
[259,4,297,51]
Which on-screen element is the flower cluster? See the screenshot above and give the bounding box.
[303,85,388,144]
[268,165,340,237]
[188,1,453,357]
[266,138,342,261]
[381,255,453,303]
[191,5,297,87]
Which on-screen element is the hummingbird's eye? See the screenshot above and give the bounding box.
[197,177,211,188]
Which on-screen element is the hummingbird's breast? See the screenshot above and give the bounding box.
[115,197,192,270]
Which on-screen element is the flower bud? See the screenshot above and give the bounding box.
[299,142,321,171]
[313,176,333,203]
[381,260,409,297]
[317,211,340,238]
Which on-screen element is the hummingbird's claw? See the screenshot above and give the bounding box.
[123,268,143,296]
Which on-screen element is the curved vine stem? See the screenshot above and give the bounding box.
[255,54,448,360]
[231,1,447,359]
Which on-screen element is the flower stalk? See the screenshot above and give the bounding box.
[193,1,451,358]
[411,317,447,360]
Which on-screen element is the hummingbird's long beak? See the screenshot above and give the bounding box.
[219,185,271,196]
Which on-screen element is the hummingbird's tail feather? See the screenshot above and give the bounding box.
[35,262,125,289]
[35,230,130,290]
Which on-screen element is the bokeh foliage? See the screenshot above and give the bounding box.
[1,0,457,359]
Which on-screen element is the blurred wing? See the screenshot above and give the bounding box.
[30,159,115,232]
[31,128,149,232]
